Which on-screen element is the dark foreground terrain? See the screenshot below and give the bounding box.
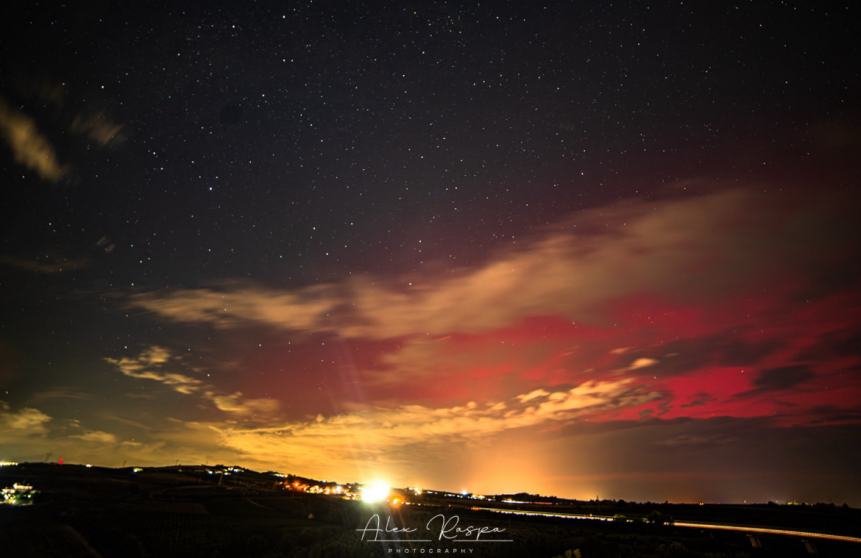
[2,463,859,558]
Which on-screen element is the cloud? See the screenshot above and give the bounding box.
[629,357,658,371]
[0,401,51,434]
[0,84,123,181]
[618,333,780,377]
[70,112,124,145]
[517,388,551,403]
[365,330,576,391]
[56,183,857,488]
[129,283,342,331]
[796,328,861,361]
[736,365,815,399]
[74,430,118,444]
[107,346,203,395]
[0,98,65,181]
[129,187,860,341]
[206,391,280,416]
[30,378,650,480]
[680,393,716,409]
[204,377,659,473]
[105,346,278,414]
[119,186,861,428]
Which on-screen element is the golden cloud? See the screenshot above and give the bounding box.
[629,357,658,371]
[200,377,658,474]
[13,376,651,479]
[206,391,280,415]
[0,401,51,434]
[130,187,856,341]
[0,84,123,181]
[0,98,65,181]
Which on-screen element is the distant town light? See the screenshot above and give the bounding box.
[1,483,36,506]
[360,480,391,504]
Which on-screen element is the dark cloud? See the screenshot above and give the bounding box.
[735,365,815,399]
[680,392,716,409]
[621,332,779,377]
[806,406,861,426]
[796,328,861,361]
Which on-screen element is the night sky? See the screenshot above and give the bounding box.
[2,2,860,504]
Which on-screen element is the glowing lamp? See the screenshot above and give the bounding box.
[360,480,391,504]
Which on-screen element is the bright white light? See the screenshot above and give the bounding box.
[360,480,391,504]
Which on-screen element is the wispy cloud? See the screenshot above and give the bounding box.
[106,346,278,415]
[70,111,124,146]
[107,346,203,395]
[206,391,279,415]
[0,82,124,181]
[121,186,861,427]
[129,187,859,341]
[204,377,659,472]
[73,430,118,444]
[0,401,51,435]
[0,98,65,181]
[628,357,658,371]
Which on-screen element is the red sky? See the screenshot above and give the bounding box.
[5,183,859,504]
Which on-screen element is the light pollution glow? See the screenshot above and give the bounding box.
[2,186,861,504]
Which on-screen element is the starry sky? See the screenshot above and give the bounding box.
[1,2,860,504]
